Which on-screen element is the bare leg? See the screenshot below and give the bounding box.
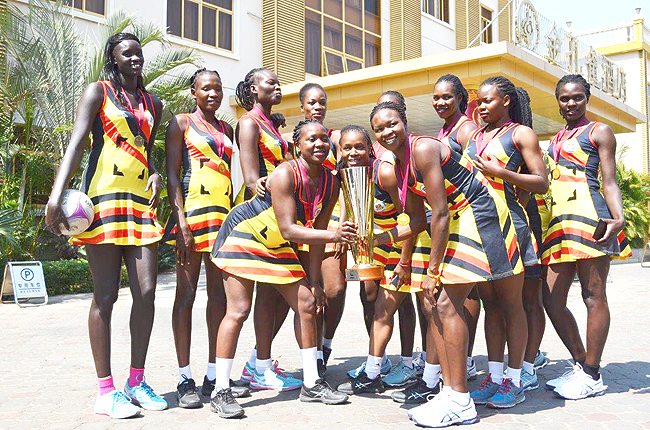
[216,274,254,359]
[274,281,318,349]
[464,286,481,356]
[397,295,416,357]
[493,273,527,369]
[523,277,545,363]
[577,256,610,366]
[478,281,506,363]
[172,250,203,368]
[86,244,123,378]
[369,289,407,357]
[123,244,158,369]
[360,280,379,335]
[253,285,287,360]
[204,253,226,363]
[322,253,347,342]
[415,296,428,350]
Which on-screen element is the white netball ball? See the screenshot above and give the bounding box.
[60,189,95,236]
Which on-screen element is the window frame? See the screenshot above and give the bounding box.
[166,0,235,54]
[422,0,449,24]
[480,5,493,44]
[61,0,106,17]
[306,0,381,76]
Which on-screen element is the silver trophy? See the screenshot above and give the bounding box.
[340,166,383,281]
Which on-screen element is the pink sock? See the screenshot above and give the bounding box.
[98,376,116,396]
[128,367,144,387]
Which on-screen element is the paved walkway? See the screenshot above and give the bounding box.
[0,263,649,429]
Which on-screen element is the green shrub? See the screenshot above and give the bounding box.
[42,259,128,296]
[616,161,650,249]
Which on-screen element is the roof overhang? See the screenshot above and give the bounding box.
[234,41,646,140]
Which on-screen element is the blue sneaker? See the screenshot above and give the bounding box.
[94,390,141,418]
[347,357,392,379]
[470,375,500,405]
[521,368,539,391]
[250,361,302,391]
[533,350,549,369]
[124,378,168,411]
[486,379,526,409]
[241,361,255,383]
[466,357,477,381]
[382,361,418,387]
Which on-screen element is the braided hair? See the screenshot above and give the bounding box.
[190,68,221,89]
[299,83,327,105]
[369,101,408,126]
[336,124,375,172]
[292,119,325,149]
[103,33,147,107]
[555,74,591,101]
[480,76,533,128]
[379,90,407,110]
[435,74,469,113]
[235,67,268,111]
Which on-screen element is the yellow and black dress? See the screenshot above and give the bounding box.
[234,110,289,204]
[72,80,163,246]
[439,115,475,155]
[406,135,524,285]
[542,121,631,264]
[321,130,340,254]
[163,111,234,252]
[466,123,541,278]
[211,160,337,284]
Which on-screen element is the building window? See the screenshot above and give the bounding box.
[63,0,105,15]
[422,0,449,24]
[167,0,233,52]
[306,0,381,76]
[480,6,493,44]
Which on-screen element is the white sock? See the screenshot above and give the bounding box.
[401,356,413,369]
[442,384,453,394]
[421,351,427,361]
[449,388,470,403]
[212,357,233,395]
[247,348,257,368]
[506,366,522,387]
[301,347,319,388]
[522,361,534,375]
[317,350,324,361]
[179,365,192,383]
[256,358,272,374]
[422,363,441,388]
[322,337,333,349]
[206,362,216,381]
[488,361,504,384]
[364,355,383,379]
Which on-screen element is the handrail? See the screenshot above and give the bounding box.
[467,0,515,48]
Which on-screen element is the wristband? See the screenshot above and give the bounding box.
[386,229,395,243]
[398,261,410,268]
[426,266,441,279]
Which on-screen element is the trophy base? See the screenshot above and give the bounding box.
[345,265,384,281]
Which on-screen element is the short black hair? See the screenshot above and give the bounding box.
[190,68,221,89]
[369,101,407,127]
[299,83,327,105]
[435,74,469,113]
[555,74,591,101]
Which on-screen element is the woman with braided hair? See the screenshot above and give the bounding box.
[209,120,355,418]
[465,76,548,408]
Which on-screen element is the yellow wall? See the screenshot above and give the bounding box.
[262,0,305,84]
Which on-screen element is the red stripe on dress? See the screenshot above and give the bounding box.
[225,265,305,277]
[184,138,231,179]
[218,243,298,259]
[444,248,491,273]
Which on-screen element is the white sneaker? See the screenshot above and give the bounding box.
[94,390,141,419]
[466,357,477,381]
[413,350,426,376]
[553,366,606,400]
[545,363,580,390]
[410,392,479,428]
[408,390,448,421]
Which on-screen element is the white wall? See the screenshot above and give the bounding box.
[421,10,455,54]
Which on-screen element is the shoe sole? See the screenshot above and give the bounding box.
[466,374,477,381]
[94,409,141,419]
[177,397,203,409]
[210,404,245,418]
[552,387,606,400]
[523,382,539,391]
[299,393,348,405]
[126,398,168,411]
[412,416,479,428]
[249,383,302,391]
[384,378,418,388]
[534,359,549,370]
[391,395,429,404]
[486,395,526,409]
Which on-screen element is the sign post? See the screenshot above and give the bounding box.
[1,261,48,307]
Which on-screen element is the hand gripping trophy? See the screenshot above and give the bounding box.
[340,166,384,281]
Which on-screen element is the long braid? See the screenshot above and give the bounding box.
[235,67,266,111]
[103,33,147,107]
[480,76,533,128]
[435,74,469,113]
[370,101,407,125]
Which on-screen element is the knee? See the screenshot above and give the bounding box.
[226,302,252,325]
[326,283,346,302]
[94,291,118,316]
[582,289,607,310]
[175,286,197,308]
[434,295,457,321]
[399,297,416,318]
[298,290,317,318]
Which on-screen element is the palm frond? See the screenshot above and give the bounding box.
[0,209,22,247]
[143,47,201,86]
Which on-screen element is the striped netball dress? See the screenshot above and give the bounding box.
[234,108,289,204]
[466,122,541,277]
[211,160,337,284]
[322,130,341,254]
[542,121,631,264]
[71,81,163,246]
[438,115,475,154]
[405,135,524,285]
[163,111,234,252]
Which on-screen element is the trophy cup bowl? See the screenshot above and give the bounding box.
[340,166,384,281]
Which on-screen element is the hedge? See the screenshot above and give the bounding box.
[42,259,128,296]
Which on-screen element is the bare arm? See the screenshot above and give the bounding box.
[235,116,265,197]
[456,120,478,152]
[144,95,164,209]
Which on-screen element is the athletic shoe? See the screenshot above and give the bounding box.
[533,350,549,369]
[317,358,327,378]
[470,375,500,405]
[323,346,332,366]
[177,376,202,409]
[391,377,441,404]
[410,392,479,428]
[545,363,579,390]
[521,368,539,391]
[300,379,349,404]
[413,351,426,376]
[94,390,141,419]
[486,379,526,408]
[346,357,392,379]
[241,361,255,383]
[124,378,168,411]
[383,361,418,387]
[466,357,477,381]
[201,376,251,398]
[210,388,244,419]
[552,366,606,400]
[250,362,302,391]
[337,371,385,395]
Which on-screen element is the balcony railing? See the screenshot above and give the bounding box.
[510,0,627,102]
[574,25,635,48]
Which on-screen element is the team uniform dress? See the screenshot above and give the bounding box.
[72,80,163,246]
[234,109,289,204]
[438,115,475,155]
[320,130,340,254]
[466,122,541,278]
[542,121,631,264]
[404,135,524,285]
[163,111,234,252]
[211,160,337,284]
